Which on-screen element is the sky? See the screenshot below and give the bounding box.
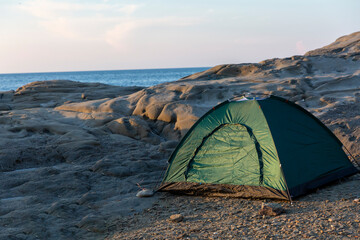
[0,0,359,74]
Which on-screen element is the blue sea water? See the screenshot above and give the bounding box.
[0,67,209,92]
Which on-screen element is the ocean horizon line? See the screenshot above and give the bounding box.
[0,66,211,76]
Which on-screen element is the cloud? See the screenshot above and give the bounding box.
[19,0,83,19]
[17,0,143,41]
[105,17,203,51]
[18,0,138,16]
[118,4,141,15]
[19,0,141,19]
[17,0,202,52]
[105,22,139,51]
[296,40,307,55]
[39,17,81,39]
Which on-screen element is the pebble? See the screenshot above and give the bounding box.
[136,189,154,198]
[169,214,184,222]
[259,203,285,216]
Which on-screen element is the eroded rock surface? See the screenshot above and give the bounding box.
[0,32,359,239]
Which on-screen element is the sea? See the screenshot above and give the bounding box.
[0,67,209,92]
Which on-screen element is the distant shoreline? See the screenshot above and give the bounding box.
[0,67,210,92]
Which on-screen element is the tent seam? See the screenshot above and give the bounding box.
[256,100,292,202]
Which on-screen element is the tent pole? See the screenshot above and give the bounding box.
[280,164,293,205]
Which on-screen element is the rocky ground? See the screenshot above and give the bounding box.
[0,32,359,239]
[109,174,360,239]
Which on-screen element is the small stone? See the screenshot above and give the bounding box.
[0,103,11,110]
[328,218,333,222]
[177,233,189,239]
[259,203,285,216]
[136,189,154,198]
[169,214,184,222]
[354,198,359,203]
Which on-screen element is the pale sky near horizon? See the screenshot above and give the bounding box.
[0,0,359,74]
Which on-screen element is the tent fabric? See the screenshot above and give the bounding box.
[258,96,358,197]
[159,182,289,200]
[159,95,359,200]
[185,123,263,186]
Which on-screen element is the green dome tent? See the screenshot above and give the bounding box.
[159,95,359,201]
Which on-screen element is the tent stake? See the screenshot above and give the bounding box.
[343,145,360,170]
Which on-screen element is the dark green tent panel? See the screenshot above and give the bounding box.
[159,96,359,200]
[258,96,358,198]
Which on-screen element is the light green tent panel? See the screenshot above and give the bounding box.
[186,124,261,186]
